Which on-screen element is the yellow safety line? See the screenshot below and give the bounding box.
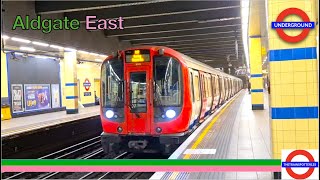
[168,92,242,179]
[183,94,239,159]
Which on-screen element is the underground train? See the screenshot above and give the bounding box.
[100,46,243,154]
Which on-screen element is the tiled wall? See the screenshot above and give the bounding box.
[267,0,319,159]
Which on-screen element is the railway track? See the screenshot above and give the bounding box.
[2,136,159,180]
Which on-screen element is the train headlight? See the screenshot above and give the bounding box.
[105,110,114,118]
[165,109,176,119]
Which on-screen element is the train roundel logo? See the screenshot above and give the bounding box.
[282,150,319,179]
[83,78,91,91]
[271,8,315,43]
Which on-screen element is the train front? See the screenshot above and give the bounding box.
[100,47,191,154]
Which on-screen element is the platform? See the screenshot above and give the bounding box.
[1,106,100,138]
[151,90,272,180]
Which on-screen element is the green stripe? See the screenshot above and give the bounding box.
[2,159,281,166]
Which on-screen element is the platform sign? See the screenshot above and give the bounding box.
[51,84,60,108]
[24,84,51,111]
[11,84,24,113]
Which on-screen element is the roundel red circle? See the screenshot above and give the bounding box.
[276,8,311,43]
[285,150,315,179]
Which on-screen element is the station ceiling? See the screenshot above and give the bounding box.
[35,1,244,68]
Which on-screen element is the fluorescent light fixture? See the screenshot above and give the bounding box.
[20,46,36,52]
[33,55,51,59]
[15,52,24,55]
[95,59,103,61]
[78,50,89,54]
[50,45,64,49]
[1,35,9,39]
[11,37,31,43]
[32,41,49,47]
[99,54,108,58]
[241,0,250,71]
[64,47,77,52]
[89,52,99,56]
[204,60,214,62]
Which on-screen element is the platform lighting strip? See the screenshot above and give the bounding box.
[2,159,281,172]
[241,0,250,71]
[1,34,108,61]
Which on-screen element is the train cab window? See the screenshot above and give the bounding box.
[101,59,124,108]
[153,56,182,106]
[130,72,147,113]
[194,75,200,101]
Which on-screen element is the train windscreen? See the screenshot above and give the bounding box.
[153,56,182,106]
[101,59,124,108]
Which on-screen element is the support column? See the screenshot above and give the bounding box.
[267,0,319,159]
[1,51,11,120]
[63,51,79,114]
[249,37,264,110]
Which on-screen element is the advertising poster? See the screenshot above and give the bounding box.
[11,84,24,113]
[51,84,61,108]
[24,84,51,111]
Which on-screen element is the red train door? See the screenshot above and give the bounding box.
[125,65,152,134]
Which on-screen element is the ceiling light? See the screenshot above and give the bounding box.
[89,52,99,56]
[64,47,77,52]
[99,54,108,58]
[11,37,31,43]
[32,41,49,47]
[95,59,103,61]
[78,50,89,54]
[20,46,36,52]
[1,35,10,40]
[50,45,64,49]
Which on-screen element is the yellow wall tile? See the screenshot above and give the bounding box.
[296,131,309,142]
[294,95,308,106]
[283,131,296,142]
[281,84,294,96]
[309,143,319,149]
[293,72,307,84]
[282,120,296,130]
[296,143,309,149]
[308,131,317,142]
[296,120,309,131]
[308,119,319,131]
[277,131,284,142]
[284,143,297,149]
[294,83,307,96]
[282,96,295,107]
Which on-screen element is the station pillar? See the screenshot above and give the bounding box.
[249,37,264,110]
[63,51,79,114]
[267,0,319,159]
[1,51,12,120]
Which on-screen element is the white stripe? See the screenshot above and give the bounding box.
[183,149,216,154]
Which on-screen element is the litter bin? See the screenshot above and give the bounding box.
[1,104,12,120]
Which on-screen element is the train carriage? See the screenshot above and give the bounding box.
[100,46,242,154]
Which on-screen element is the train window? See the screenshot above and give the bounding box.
[153,56,182,106]
[130,72,147,113]
[101,59,124,108]
[208,76,212,97]
[190,72,195,102]
[194,75,200,101]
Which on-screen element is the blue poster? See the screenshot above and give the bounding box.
[24,84,51,111]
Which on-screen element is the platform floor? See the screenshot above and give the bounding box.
[152,90,272,180]
[1,106,100,137]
